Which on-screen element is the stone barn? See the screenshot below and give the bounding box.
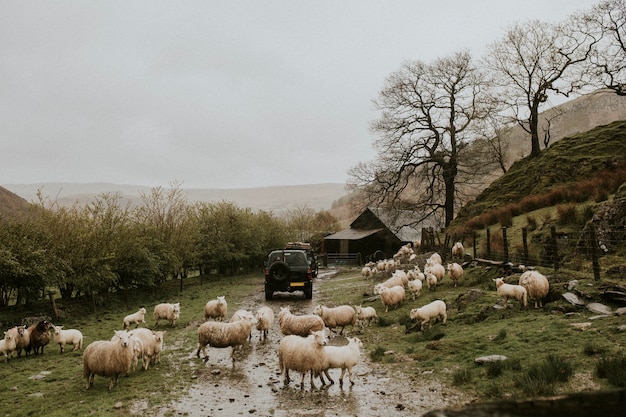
[323,207,439,263]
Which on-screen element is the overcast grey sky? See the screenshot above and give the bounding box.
[1,0,598,189]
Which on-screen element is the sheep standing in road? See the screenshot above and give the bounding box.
[278,329,328,390]
[313,305,356,335]
[255,306,274,341]
[204,296,228,321]
[277,306,325,337]
[196,314,257,365]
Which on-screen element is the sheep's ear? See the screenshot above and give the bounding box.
[492,278,497,282]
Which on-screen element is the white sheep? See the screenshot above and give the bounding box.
[277,306,325,337]
[373,271,408,295]
[380,285,406,312]
[319,336,363,386]
[313,305,356,335]
[128,328,166,369]
[425,263,445,283]
[407,278,423,300]
[361,266,373,278]
[196,314,257,364]
[14,325,29,357]
[426,252,442,266]
[230,309,255,340]
[451,241,465,260]
[425,272,438,291]
[355,305,378,327]
[204,296,228,321]
[153,302,180,327]
[493,277,528,309]
[446,263,464,288]
[278,329,328,390]
[52,325,84,353]
[409,300,447,331]
[518,270,550,308]
[255,306,274,341]
[83,330,134,390]
[123,307,147,330]
[1,327,19,363]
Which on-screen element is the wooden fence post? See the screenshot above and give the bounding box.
[551,226,559,280]
[589,225,601,281]
[486,228,491,259]
[472,231,477,259]
[502,227,509,262]
[522,227,529,266]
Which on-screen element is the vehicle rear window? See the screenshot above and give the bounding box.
[284,252,307,266]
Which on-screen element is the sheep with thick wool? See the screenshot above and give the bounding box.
[319,336,363,386]
[447,263,464,288]
[426,252,442,266]
[361,266,373,278]
[374,271,408,295]
[197,314,256,364]
[494,277,528,309]
[123,307,147,330]
[26,320,52,355]
[1,327,20,363]
[255,306,274,341]
[153,302,180,327]
[425,263,445,283]
[128,328,165,370]
[14,325,29,357]
[52,325,83,353]
[83,330,134,390]
[451,241,465,260]
[230,309,256,340]
[278,329,328,390]
[410,300,447,331]
[519,270,550,308]
[204,296,228,321]
[425,272,438,291]
[380,285,406,312]
[355,305,378,327]
[407,278,423,300]
[314,305,356,335]
[277,306,325,337]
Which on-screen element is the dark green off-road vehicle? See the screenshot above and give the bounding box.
[264,249,313,301]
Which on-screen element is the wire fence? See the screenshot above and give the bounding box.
[422,223,626,281]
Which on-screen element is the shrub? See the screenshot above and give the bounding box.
[486,361,505,378]
[583,341,605,356]
[596,354,626,387]
[515,354,573,396]
[369,345,386,362]
[493,328,507,342]
[452,368,473,386]
[525,215,537,231]
[556,203,578,225]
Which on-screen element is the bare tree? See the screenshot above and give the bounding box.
[584,0,626,95]
[348,51,493,227]
[484,17,599,157]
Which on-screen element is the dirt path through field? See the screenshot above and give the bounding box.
[156,271,473,416]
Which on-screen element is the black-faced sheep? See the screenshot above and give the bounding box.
[123,307,147,329]
[52,325,84,353]
[204,296,228,321]
[278,329,328,390]
[518,270,550,308]
[26,320,53,355]
[153,302,180,327]
[409,300,447,331]
[277,306,325,337]
[196,314,256,365]
[313,305,356,335]
[83,330,134,390]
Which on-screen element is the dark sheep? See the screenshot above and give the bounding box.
[26,320,53,355]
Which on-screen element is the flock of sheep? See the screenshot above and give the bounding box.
[1,240,551,393]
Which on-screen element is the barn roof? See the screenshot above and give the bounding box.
[323,228,384,241]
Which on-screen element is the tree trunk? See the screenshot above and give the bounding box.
[530,99,541,156]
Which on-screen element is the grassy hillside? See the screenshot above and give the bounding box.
[454,120,626,226]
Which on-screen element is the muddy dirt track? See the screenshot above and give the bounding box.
[153,272,472,417]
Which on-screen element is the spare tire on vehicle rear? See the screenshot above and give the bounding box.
[268,261,290,282]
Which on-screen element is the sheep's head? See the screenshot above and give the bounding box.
[310,330,327,346]
[217,296,226,305]
[313,305,323,316]
[493,278,504,288]
[140,307,147,314]
[53,325,63,335]
[409,308,421,320]
[114,330,131,348]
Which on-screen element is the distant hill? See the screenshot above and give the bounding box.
[1,182,348,213]
[0,185,31,219]
[454,119,626,225]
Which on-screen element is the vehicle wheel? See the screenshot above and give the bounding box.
[268,261,290,282]
[304,284,313,299]
[265,290,273,301]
